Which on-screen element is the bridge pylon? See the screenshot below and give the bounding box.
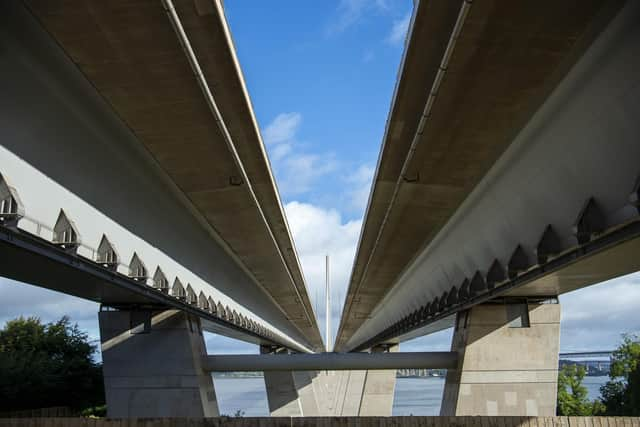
[441,299,560,416]
[261,344,398,416]
[99,308,219,418]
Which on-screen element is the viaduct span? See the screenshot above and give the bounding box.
[1,0,639,419]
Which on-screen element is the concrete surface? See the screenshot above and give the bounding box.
[261,345,312,416]
[99,309,219,418]
[8,0,321,349]
[21,0,323,349]
[2,417,639,427]
[357,345,398,416]
[262,369,307,416]
[0,0,318,352]
[338,0,639,352]
[441,303,561,416]
[261,345,398,417]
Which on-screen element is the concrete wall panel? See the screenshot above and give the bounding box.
[442,303,560,416]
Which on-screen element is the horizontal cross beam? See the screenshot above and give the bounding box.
[202,351,458,372]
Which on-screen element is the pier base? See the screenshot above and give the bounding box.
[262,345,398,416]
[441,301,560,416]
[99,309,219,418]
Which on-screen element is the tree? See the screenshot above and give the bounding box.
[0,316,104,412]
[557,363,603,415]
[599,333,640,415]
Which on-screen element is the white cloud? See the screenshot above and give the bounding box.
[0,278,101,355]
[204,332,260,355]
[263,112,301,145]
[345,164,375,212]
[262,113,337,197]
[559,273,640,352]
[280,153,337,195]
[327,0,368,35]
[401,328,454,352]
[326,0,394,35]
[387,11,411,45]
[269,142,292,162]
[284,201,362,347]
[393,273,640,353]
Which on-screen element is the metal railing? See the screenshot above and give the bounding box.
[2,213,276,342]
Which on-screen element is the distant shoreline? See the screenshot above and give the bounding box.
[214,371,607,379]
[212,374,447,379]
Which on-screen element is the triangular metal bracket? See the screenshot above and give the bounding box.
[129,253,148,281]
[153,267,169,293]
[430,297,440,315]
[535,225,562,264]
[53,209,80,253]
[486,259,506,289]
[198,291,209,310]
[458,278,470,301]
[0,172,25,227]
[96,234,119,270]
[447,286,458,306]
[172,278,186,300]
[572,198,605,245]
[508,245,530,279]
[186,284,197,305]
[469,271,486,295]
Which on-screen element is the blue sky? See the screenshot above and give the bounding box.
[208,0,415,352]
[224,0,412,220]
[1,0,639,356]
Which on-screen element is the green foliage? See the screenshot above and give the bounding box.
[81,404,107,418]
[0,316,104,412]
[599,333,640,415]
[557,364,602,415]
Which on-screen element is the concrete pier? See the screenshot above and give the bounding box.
[99,309,219,418]
[261,345,398,416]
[354,345,398,416]
[1,417,638,427]
[260,346,321,416]
[441,301,561,416]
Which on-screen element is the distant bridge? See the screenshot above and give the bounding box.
[559,351,613,359]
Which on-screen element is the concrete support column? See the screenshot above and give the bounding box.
[99,309,219,418]
[332,370,367,415]
[326,344,398,416]
[261,346,320,416]
[441,301,560,416]
[357,344,398,416]
[261,346,324,417]
[261,344,399,416]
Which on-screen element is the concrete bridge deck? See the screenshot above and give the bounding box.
[1,417,638,427]
[337,0,640,352]
[0,0,321,352]
[2,0,639,419]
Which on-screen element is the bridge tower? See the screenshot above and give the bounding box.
[441,301,560,416]
[99,309,219,417]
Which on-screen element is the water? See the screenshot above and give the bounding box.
[213,376,445,416]
[584,376,608,401]
[391,377,445,415]
[213,375,610,416]
[214,378,270,417]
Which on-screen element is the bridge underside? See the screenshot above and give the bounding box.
[16,0,322,348]
[338,0,640,352]
[0,0,320,352]
[0,224,277,346]
[1,0,638,420]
